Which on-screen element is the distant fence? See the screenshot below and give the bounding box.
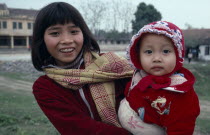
[99,44,128,51]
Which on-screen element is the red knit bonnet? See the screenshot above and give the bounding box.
[126,21,185,75]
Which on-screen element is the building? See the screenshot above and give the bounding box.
[183,29,210,60]
[198,45,210,61]
[0,3,38,49]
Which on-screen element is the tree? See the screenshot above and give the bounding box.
[78,0,135,33]
[132,2,162,33]
[79,0,107,35]
[117,1,135,33]
[103,0,134,32]
[185,23,193,29]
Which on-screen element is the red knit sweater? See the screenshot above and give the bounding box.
[33,75,131,135]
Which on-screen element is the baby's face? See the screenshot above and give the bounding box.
[139,33,176,76]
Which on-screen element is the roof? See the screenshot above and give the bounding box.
[0,3,7,10]
[183,29,210,46]
[9,8,38,18]
[183,29,210,39]
[0,3,38,19]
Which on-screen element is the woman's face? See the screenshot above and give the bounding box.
[44,22,84,66]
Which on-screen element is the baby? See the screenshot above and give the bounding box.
[118,21,200,135]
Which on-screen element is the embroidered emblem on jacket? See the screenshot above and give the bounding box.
[151,97,171,115]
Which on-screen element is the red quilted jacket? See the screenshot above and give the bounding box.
[126,68,200,135]
[33,75,131,135]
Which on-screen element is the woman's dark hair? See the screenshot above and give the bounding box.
[31,2,100,71]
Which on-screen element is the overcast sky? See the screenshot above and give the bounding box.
[1,0,210,29]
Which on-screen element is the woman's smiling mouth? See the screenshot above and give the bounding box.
[60,48,74,53]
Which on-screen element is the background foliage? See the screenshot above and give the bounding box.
[132,2,162,33]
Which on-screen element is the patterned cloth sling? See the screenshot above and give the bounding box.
[44,51,134,127]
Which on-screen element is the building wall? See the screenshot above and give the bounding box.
[0,18,33,36]
[0,4,35,49]
[0,18,33,48]
[199,45,210,61]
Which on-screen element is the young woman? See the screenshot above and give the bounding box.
[31,2,134,135]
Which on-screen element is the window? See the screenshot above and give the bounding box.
[13,22,17,29]
[18,22,22,29]
[3,21,7,28]
[27,22,31,29]
[205,46,210,55]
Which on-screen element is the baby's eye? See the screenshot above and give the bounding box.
[163,50,170,54]
[145,50,152,54]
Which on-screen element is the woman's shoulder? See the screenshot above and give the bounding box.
[33,75,56,90]
[34,75,51,84]
[32,74,76,99]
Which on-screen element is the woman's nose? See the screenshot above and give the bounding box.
[60,33,73,44]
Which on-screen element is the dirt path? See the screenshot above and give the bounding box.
[0,75,33,92]
[199,100,210,119]
[194,100,210,135]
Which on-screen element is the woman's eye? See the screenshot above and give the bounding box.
[71,30,79,34]
[163,50,170,54]
[49,32,59,36]
[145,50,152,54]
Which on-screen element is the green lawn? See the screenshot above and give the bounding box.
[184,62,210,101]
[0,72,59,135]
[184,62,210,134]
[0,61,210,135]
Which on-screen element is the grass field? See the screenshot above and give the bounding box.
[184,62,210,134]
[0,61,210,135]
[0,72,60,135]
